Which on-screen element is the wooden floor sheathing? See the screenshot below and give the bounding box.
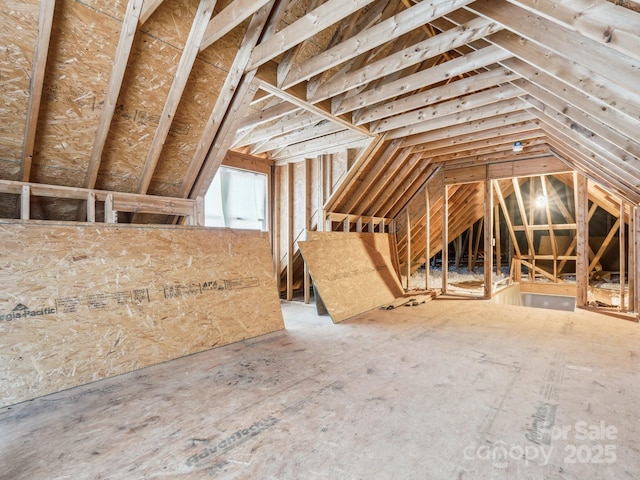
[1,299,640,479]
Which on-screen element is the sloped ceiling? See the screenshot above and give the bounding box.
[1,0,639,221]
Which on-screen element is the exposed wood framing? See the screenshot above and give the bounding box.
[484,178,493,298]
[85,0,144,190]
[576,174,589,307]
[630,207,636,314]
[246,0,378,71]
[405,206,411,290]
[20,0,56,182]
[200,0,273,50]
[285,0,477,91]
[425,186,430,290]
[287,162,294,301]
[186,1,279,198]
[304,158,312,304]
[442,184,449,294]
[0,179,199,221]
[136,0,217,195]
[620,201,627,312]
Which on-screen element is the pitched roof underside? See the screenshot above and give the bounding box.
[1,0,639,221]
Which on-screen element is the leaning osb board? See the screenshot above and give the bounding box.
[31,0,122,188]
[0,0,39,179]
[0,222,284,407]
[299,232,403,323]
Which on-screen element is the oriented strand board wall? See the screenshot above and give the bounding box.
[0,0,39,180]
[299,232,403,323]
[0,222,284,407]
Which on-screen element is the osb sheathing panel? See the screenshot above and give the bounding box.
[0,0,39,179]
[31,0,124,188]
[149,17,249,196]
[299,232,403,323]
[98,0,199,193]
[0,222,284,407]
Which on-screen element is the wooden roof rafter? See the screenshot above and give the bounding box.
[20,0,56,183]
[136,0,218,196]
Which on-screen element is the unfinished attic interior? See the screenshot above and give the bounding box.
[2,0,640,477]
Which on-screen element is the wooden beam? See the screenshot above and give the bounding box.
[493,180,522,257]
[373,83,523,134]
[576,174,589,307]
[633,207,639,317]
[246,0,377,71]
[273,166,282,290]
[620,201,627,312]
[489,30,640,129]
[402,111,536,148]
[629,206,636,314]
[252,120,345,155]
[406,206,411,290]
[222,151,273,175]
[302,158,313,304]
[484,179,493,298]
[534,115,640,200]
[386,98,527,140]
[512,178,535,259]
[287,162,294,301]
[472,218,484,273]
[85,0,143,189]
[20,186,30,220]
[521,87,640,170]
[545,131,640,205]
[105,194,117,224]
[425,186,430,290]
[86,191,96,223]
[442,184,449,294]
[200,0,272,50]
[184,1,278,198]
[284,0,477,91]
[234,109,321,148]
[255,66,372,137]
[466,0,640,95]
[540,176,558,280]
[273,131,370,164]
[137,0,217,195]
[505,0,640,62]
[314,16,500,103]
[355,67,517,126]
[236,101,300,135]
[20,0,56,182]
[504,58,640,145]
[494,204,501,276]
[276,0,324,88]
[334,45,512,115]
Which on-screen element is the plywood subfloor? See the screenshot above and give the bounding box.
[1,300,640,479]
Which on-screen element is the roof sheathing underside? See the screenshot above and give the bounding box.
[1,0,639,221]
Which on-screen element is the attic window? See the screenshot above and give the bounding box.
[204,166,267,231]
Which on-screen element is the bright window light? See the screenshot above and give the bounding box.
[204,166,267,231]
